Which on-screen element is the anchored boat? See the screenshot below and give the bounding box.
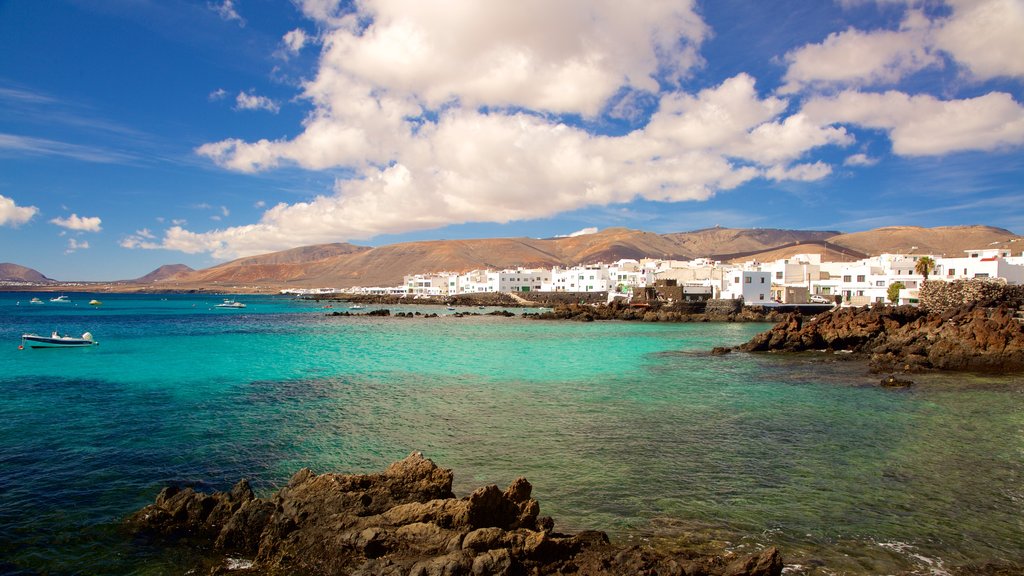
[20,331,98,349]
[214,299,246,309]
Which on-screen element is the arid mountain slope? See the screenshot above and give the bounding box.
[131,264,195,283]
[828,225,1018,257]
[0,263,54,283]
[662,227,839,258]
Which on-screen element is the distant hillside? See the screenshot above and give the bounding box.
[827,225,1019,257]
[128,225,1024,290]
[131,264,195,284]
[663,227,839,258]
[0,263,54,283]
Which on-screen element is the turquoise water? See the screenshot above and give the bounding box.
[1,292,1021,574]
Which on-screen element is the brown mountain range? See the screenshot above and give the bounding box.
[147,224,1020,290]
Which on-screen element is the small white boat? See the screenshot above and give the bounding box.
[21,331,98,349]
[215,299,247,309]
[50,295,71,303]
[349,304,365,310]
[446,305,456,311]
[89,299,102,306]
[29,297,44,305]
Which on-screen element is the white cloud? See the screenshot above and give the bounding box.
[844,153,879,166]
[0,194,38,226]
[933,0,1024,80]
[764,161,833,182]
[803,90,1024,156]
[65,238,90,254]
[780,12,937,93]
[557,227,599,238]
[254,200,266,208]
[282,29,309,54]
[782,0,1024,92]
[235,91,280,113]
[209,88,228,101]
[50,213,102,232]
[211,0,245,27]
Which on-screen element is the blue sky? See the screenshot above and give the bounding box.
[1,0,1022,281]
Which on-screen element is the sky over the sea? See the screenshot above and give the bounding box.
[1,0,1023,280]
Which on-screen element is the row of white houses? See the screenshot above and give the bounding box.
[316,245,1024,307]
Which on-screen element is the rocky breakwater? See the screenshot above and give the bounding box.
[126,452,783,576]
[741,303,1024,373]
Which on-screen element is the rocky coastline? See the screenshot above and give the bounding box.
[126,452,783,576]
[741,302,1024,373]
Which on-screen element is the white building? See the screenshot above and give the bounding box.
[543,265,611,292]
[935,249,1024,284]
[720,270,772,304]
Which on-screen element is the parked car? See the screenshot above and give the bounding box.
[809,294,832,304]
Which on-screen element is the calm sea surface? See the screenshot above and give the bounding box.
[1,292,1021,575]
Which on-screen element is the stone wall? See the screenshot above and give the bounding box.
[919,278,1024,313]
[704,298,743,315]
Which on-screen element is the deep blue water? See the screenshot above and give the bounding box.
[1,292,1021,574]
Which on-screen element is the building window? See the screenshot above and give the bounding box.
[734,277,740,284]
[857,275,866,282]
[843,275,852,282]
[975,273,990,278]
[776,271,783,279]
[760,277,765,283]
[876,281,885,287]
[745,276,752,284]
[948,269,955,276]
[759,293,764,300]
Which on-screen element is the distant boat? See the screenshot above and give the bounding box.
[89,300,102,306]
[29,297,44,305]
[20,331,98,349]
[214,299,246,309]
[349,304,365,310]
[50,295,71,303]
[446,305,456,311]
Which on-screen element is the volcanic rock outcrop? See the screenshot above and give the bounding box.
[741,303,1024,373]
[126,452,783,576]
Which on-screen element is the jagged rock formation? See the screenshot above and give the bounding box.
[741,303,1024,373]
[126,452,783,576]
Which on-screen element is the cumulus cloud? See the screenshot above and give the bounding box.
[782,0,1024,92]
[282,29,309,55]
[803,90,1024,156]
[209,88,228,101]
[0,194,38,226]
[780,11,937,93]
[933,0,1024,80]
[50,213,102,232]
[234,91,280,113]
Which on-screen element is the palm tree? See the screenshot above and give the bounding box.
[915,256,935,279]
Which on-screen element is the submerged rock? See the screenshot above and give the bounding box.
[127,452,784,576]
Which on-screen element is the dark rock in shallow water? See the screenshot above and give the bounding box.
[741,304,1024,373]
[880,375,914,388]
[126,452,784,576]
[710,346,732,356]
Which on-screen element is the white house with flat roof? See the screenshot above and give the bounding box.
[720,270,772,304]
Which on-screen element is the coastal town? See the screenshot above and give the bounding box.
[286,241,1024,308]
